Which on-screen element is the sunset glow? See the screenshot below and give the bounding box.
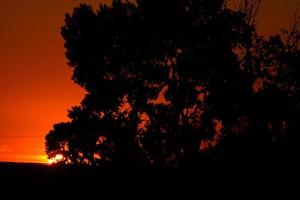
[0,0,299,163]
[0,0,109,163]
[48,154,64,165]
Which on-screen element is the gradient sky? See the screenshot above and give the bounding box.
[0,0,299,163]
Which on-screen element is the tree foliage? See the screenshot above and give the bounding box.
[46,0,299,167]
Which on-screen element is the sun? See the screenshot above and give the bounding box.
[48,154,64,165]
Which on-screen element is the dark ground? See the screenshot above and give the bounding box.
[0,160,299,199]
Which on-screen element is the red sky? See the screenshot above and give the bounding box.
[0,0,299,163]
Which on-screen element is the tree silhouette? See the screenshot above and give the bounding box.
[46,0,299,168]
[212,10,300,166]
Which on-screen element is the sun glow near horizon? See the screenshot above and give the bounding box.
[48,154,64,165]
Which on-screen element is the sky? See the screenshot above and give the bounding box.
[0,0,299,163]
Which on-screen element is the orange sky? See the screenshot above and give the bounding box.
[0,0,299,163]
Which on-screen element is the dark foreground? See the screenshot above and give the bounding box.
[0,161,299,199]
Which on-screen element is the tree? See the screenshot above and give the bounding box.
[46,0,299,168]
[46,0,250,167]
[236,0,264,27]
[212,4,300,166]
